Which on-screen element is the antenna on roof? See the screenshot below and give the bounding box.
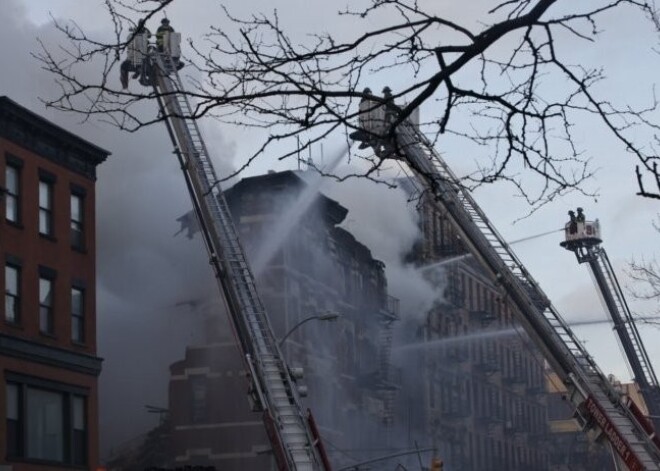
[307,144,314,170]
[297,136,301,171]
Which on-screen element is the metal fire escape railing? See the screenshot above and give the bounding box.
[378,295,400,425]
[576,243,660,432]
[149,52,330,471]
[353,99,660,470]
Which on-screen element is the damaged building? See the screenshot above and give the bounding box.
[156,170,400,470]
[105,170,619,471]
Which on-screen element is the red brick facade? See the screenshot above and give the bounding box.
[0,97,107,471]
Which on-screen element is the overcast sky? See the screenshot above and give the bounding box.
[4,0,660,455]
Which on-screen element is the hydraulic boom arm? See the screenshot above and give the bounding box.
[352,95,660,471]
[561,219,660,433]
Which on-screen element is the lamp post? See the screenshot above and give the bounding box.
[278,311,340,348]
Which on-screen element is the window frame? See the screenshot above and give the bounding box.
[189,374,208,424]
[5,374,88,466]
[71,286,85,344]
[38,267,56,335]
[5,161,21,224]
[38,172,56,237]
[5,262,21,325]
[70,187,85,250]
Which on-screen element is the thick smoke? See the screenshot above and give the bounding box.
[324,165,445,320]
[230,168,438,467]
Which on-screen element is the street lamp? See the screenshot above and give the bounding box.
[278,311,340,348]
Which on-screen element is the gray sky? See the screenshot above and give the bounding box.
[5,0,660,454]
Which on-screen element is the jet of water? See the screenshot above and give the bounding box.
[251,145,349,276]
[393,326,518,354]
[419,253,473,273]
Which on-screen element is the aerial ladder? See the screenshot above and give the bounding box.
[560,214,660,435]
[124,28,331,471]
[351,92,660,470]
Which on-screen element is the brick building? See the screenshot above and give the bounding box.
[163,171,399,470]
[401,187,550,470]
[0,97,108,470]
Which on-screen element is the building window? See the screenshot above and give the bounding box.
[70,193,84,249]
[5,379,87,465]
[39,180,53,236]
[5,164,20,223]
[72,396,87,465]
[26,387,64,461]
[5,264,20,324]
[71,287,84,343]
[39,277,54,334]
[6,383,21,457]
[190,375,207,424]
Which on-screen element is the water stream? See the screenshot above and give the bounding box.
[419,253,473,273]
[251,146,348,276]
[394,326,518,354]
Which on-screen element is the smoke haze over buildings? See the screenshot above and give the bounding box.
[3,0,660,464]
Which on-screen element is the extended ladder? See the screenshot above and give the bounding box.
[354,99,660,470]
[149,52,330,471]
[571,241,660,433]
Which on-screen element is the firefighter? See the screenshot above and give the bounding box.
[156,18,174,52]
[568,210,577,234]
[120,59,133,89]
[430,457,443,471]
[576,207,585,223]
[120,24,150,88]
[382,86,393,103]
[156,17,184,69]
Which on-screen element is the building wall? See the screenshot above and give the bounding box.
[0,97,107,471]
[405,195,550,471]
[164,171,399,470]
[168,343,273,470]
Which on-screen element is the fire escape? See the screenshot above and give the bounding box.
[377,295,400,425]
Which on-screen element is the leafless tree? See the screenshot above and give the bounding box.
[628,215,660,317]
[37,0,660,207]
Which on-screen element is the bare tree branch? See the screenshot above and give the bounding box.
[628,215,660,316]
[35,0,660,207]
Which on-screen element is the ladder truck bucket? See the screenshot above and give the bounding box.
[560,212,602,263]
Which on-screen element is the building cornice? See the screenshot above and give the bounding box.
[0,96,110,180]
[0,333,103,376]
